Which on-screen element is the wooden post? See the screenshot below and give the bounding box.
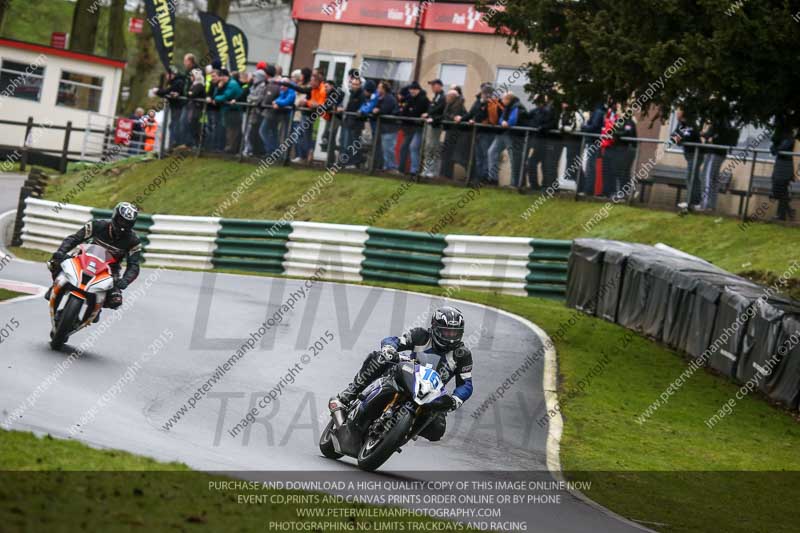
[60,121,73,173]
[20,116,33,172]
[11,186,33,247]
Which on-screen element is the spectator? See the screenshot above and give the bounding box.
[525,94,559,191]
[488,92,524,186]
[208,69,243,153]
[398,81,429,176]
[455,83,502,183]
[204,65,222,151]
[257,66,282,154]
[273,77,297,151]
[154,66,186,150]
[373,80,400,172]
[579,101,607,195]
[182,53,198,79]
[320,79,344,153]
[177,53,199,146]
[671,105,702,209]
[421,79,446,177]
[699,117,739,209]
[339,75,367,167]
[206,59,221,93]
[143,109,158,152]
[440,89,467,179]
[603,102,637,198]
[184,69,206,148]
[243,69,267,156]
[360,80,381,168]
[275,65,283,77]
[771,123,797,221]
[288,69,310,162]
[597,101,620,197]
[558,101,584,182]
[282,72,327,162]
[235,71,250,99]
[128,107,145,155]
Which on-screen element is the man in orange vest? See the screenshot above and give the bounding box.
[143,109,158,152]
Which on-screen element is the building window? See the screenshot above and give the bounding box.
[361,58,413,91]
[495,66,533,107]
[439,64,467,90]
[0,59,45,102]
[56,70,103,112]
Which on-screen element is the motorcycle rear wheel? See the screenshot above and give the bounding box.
[50,295,82,350]
[357,408,414,472]
[319,419,343,459]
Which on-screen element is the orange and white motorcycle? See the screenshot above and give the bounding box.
[48,244,117,350]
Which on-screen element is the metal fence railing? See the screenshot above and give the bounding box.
[148,97,800,224]
[5,98,797,225]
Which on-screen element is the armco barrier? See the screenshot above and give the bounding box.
[18,198,571,299]
[566,238,800,412]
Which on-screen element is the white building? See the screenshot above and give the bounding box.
[0,37,126,161]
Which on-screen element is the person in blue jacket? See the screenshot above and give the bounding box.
[272,79,296,150]
[488,92,525,185]
[371,81,400,172]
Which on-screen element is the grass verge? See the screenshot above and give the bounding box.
[0,288,24,301]
[0,430,480,532]
[39,156,800,280]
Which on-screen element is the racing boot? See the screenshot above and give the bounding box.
[330,350,392,411]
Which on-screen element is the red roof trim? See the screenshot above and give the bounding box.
[0,38,127,69]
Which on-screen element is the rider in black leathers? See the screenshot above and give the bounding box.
[47,202,142,310]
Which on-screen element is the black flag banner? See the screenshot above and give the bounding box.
[144,0,176,71]
[199,11,230,69]
[225,23,249,73]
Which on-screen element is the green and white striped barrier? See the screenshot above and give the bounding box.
[20,198,571,299]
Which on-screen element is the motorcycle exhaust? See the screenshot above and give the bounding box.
[332,409,346,428]
[328,398,346,428]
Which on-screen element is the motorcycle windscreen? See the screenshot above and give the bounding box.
[84,244,112,261]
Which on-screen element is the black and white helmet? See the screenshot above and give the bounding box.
[431,306,465,351]
[111,202,138,235]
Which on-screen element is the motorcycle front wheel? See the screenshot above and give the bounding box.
[357,408,414,472]
[50,295,82,350]
[319,419,343,459]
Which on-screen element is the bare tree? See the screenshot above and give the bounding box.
[69,0,102,53]
[0,0,10,36]
[107,0,127,58]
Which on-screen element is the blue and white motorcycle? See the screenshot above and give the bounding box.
[320,352,448,471]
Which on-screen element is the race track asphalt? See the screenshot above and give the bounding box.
[0,173,25,214]
[0,249,645,532]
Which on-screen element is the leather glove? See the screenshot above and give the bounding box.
[430,395,460,412]
[107,289,123,310]
[380,344,398,362]
[48,251,66,270]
